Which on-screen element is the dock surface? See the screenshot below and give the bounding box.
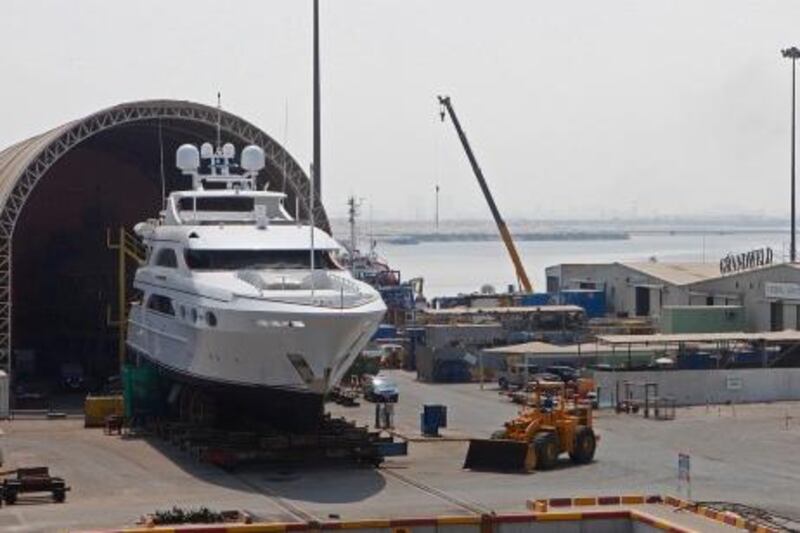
[2,370,800,531]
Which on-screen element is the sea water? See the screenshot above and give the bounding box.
[333,221,788,297]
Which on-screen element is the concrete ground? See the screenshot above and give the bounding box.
[1,369,800,532]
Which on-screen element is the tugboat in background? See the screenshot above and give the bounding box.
[341,196,425,327]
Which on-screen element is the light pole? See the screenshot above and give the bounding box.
[313,0,321,201]
[782,47,800,262]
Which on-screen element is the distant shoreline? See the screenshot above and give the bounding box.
[380,231,630,244]
[373,227,791,245]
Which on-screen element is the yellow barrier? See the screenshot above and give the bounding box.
[84,395,124,427]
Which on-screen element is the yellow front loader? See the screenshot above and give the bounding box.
[464,383,597,472]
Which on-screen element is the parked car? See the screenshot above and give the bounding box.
[497,363,540,390]
[363,375,399,403]
[521,373,563,391]
[545,365,578,383]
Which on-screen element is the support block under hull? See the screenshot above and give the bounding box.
[128,350,326,432]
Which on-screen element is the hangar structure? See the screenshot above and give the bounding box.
[0,99,328,385]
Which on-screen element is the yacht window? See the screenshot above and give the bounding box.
[130,288,144,304]
[178,197,255,212]
[147,294,175,316]
[155,248,178,268]
[185,249,340,271]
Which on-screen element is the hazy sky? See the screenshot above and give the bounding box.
[2,1,800,221]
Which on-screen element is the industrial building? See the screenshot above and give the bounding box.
[414,306,586,382]
[0,100,326,388]
[546,260,800,332]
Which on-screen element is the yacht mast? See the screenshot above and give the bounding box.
[347,196,360,254]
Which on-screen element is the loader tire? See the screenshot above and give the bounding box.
[570,426,596,464]
[533,432,559,470]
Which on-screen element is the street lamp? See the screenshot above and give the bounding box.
[782,47,800,262]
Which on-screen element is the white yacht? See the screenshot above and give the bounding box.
[126,142,386,426]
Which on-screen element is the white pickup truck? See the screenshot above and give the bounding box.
[497,363,541,389]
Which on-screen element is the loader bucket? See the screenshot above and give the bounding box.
[463,439,535,472]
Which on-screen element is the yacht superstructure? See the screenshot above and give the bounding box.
[126,142,386,426]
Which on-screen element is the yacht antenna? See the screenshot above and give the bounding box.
[158,118,166,210]
[282,98,289,193]
[216,91,222,154]
[369,201,375,255]
[347,196,361,254]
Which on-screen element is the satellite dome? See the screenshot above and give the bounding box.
[176,144,200,172]
[200,142,214,159]
[241,145,266,172]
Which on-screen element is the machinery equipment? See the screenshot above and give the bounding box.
[2,467,70,504]
[438,95,533,293]
[464,383,597,472]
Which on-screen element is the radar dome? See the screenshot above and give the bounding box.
[200,142,214,159]
[222,142,235,159]
[176,144,200,172]
[241,145,266,172]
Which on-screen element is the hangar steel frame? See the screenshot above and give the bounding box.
[0,100,328,375]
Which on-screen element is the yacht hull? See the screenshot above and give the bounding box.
[126,295,385,429]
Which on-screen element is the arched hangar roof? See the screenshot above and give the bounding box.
[0,99,327,230]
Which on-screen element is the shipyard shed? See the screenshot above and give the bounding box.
[0,100,328,388]
[482,341,655,369]
[415,324,505,382]
[420,305,586,341]
[546,261,800,332]
[660,305,745,333]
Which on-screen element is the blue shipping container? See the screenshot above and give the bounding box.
[559,289,606,318]
[520,293,553,306]
[678,352,715,369]
[373,324,398,340]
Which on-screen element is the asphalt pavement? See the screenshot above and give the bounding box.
[1,369,799,531]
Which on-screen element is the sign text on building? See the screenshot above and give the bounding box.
[719,247,773,275]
